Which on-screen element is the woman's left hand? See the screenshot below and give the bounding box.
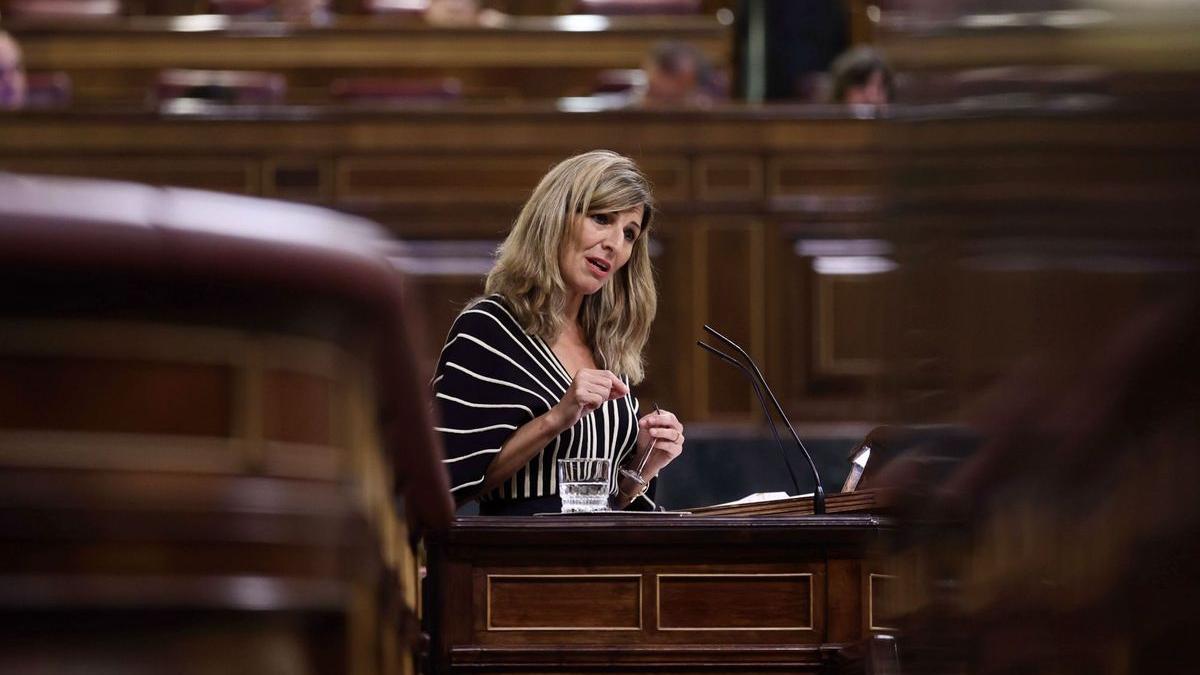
[634,408,684,478]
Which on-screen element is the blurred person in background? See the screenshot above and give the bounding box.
[870,292,1200,673]
[277,0,329,22]
[0,31,26,110]
[830,46,894,105]
[424,0,505,27]
[637,41,718,107]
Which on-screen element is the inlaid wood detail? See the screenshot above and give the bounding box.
[486,574,642,631]
[868,573,898,632]
[656,573,814,631]
[695,155,762,202]
[338,156,558,204]
[0,158,258,195]
[814,271,892,377]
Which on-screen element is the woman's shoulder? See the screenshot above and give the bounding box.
[448,294,524,337]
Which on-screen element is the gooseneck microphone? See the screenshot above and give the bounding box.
[697,341,801,496]
[697,324,827,515]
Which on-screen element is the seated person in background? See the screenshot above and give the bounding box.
[208,0,329,23]
[636,40,717,107]
[0,31,26,110]
[830,46,894,105]
[423,0,505,27]
[434,150,685,516]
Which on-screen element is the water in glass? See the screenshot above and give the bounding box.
[557,458,610,513]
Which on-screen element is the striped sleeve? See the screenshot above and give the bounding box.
[432,303,552,502]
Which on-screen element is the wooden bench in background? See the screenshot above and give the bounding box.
[8,14,732,105]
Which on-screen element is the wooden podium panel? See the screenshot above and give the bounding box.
[425,513,894,673]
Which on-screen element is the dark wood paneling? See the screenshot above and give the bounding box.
[0,357,232,436]
[695,154,762,202]
[813,272,890,378]
[701,222,758,418]
[826,559,862,644]
[486,575,641,630]
[1,107,1193,427]
[339,156,555,204]
[0,158,258,194]
[867,573,897,633]
[263,370,332,445]
[657,573,813,630]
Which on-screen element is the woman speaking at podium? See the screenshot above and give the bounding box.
[432,150,685,516]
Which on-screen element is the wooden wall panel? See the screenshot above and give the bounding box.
[262,370,333,445]
[698,220,762,419]
[638,157,691,204]
[639,222,690,419]
[2,109,1191,427]
[867,573,898,633]
[657,573,813,631]
[769,156,884,198]
[0,357,233,436]
[813,271,891,378]
[486,575,642,631]
[694,155,762,203]
[338,156,555,205]
[0,158,259,195]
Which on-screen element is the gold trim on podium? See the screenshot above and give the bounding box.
[868,573,898,632]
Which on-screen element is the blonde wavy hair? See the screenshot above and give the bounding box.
[485,150,657,383]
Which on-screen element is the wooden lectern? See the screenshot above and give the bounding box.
[426,492,896,673]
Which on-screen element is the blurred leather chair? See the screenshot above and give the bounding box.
[575,0,700,15]
[0,172,453,674]
[152,68,286,105]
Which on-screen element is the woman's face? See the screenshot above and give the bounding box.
[558,203,645,300]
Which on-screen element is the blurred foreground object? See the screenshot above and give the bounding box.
[873,294,1200,674]
[865,1,1200,672]
[0,173,453,673]
[1,0,120,18]
[0,31,26,110]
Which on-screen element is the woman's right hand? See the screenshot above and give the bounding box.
[548,369,629,430]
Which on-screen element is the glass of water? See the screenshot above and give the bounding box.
[557,458,611,513]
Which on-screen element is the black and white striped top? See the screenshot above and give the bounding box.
[433,295,641,503]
